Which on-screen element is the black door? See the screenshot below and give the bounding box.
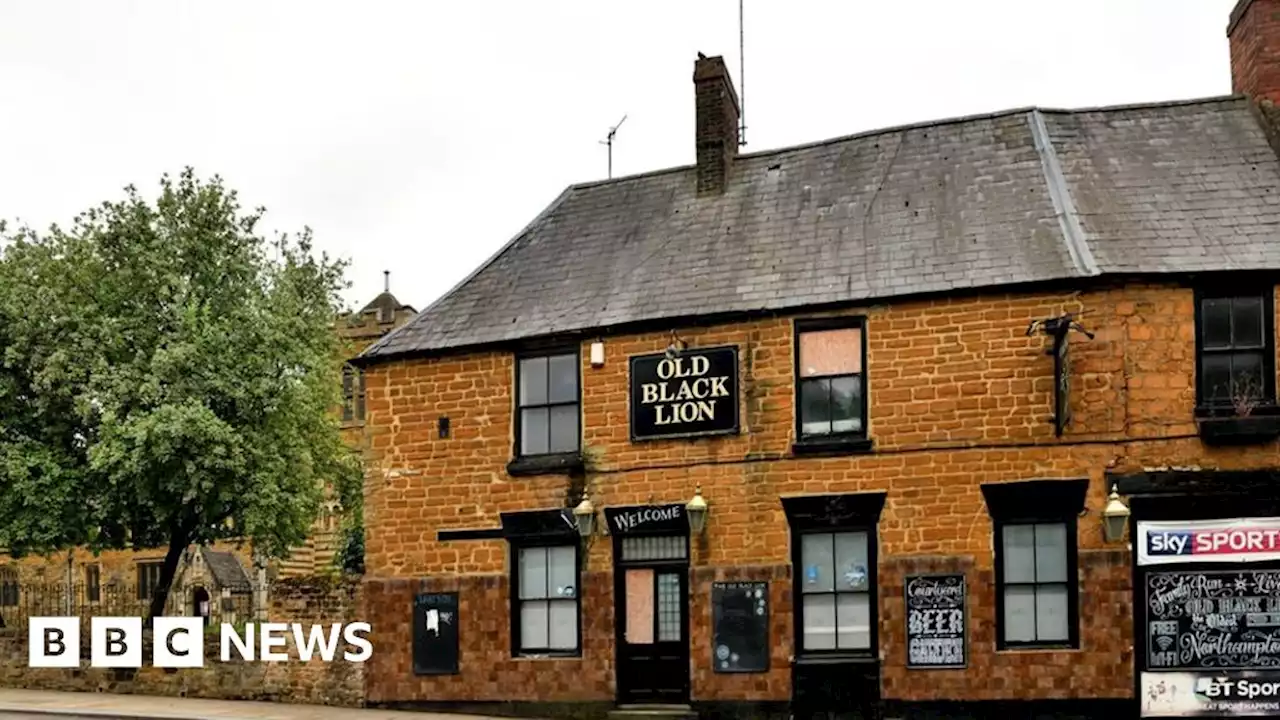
[615,535,690,704]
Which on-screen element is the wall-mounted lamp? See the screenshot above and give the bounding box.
[1101,484,1131,543]
[590,341,605,368]
[573,491,597,539]
[686,485,709,535]
[665,331,688,360]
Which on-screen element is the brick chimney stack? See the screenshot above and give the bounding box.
[1229,0,1280,105]
[694,54,740,195]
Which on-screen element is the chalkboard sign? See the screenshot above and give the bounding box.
[1145,569,1280,671]
[413,592,459,675]
[904,574,966,669]
[711,581,769,673]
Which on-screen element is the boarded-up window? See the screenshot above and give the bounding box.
[797,323,865,438]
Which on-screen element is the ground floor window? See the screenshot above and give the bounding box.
[512,544,579,654]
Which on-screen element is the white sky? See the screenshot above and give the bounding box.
[0,1,1242,311]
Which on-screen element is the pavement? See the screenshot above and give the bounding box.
[0,689,516,720]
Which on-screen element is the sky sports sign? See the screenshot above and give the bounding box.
[1138,518,1280,566]
[28,617,372,667]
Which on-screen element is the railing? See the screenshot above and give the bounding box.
[0,582,257,630]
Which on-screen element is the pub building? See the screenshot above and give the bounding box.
[353,2,1280,718]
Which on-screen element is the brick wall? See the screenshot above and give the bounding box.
[359,280,1280,707]
[0,577,364,707]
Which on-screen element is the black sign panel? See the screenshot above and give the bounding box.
[1145,570,1280,671]
[413,592,459,675]
[629,346,739,441]
[1053,330,1071,437]
[904,574,966,669]
[711,581,769,673]
[605,504,688,536]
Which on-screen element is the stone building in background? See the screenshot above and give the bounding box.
[351,2,1280,719]
[0,280,415,624]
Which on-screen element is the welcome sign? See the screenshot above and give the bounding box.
[629,346,739,441]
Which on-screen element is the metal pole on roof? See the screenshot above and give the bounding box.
[599,114,627,179]
[739,0,747,147]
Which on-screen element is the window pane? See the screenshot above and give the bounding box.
[1202,354,1233,406]
[1034,523,1068,584]
[520,600,549,649]
[1002,525,1036,583]
[1233,297,1264,348]
[1035,584,1070,642]
[1004,585,1036,643]
[799,328,863,377]
[1232,352,1266,403]
[830,375,864,434]
[519,357,548,406]
[548,405,579,453]
[657,572,682,642]
[800,534,835,593]
[548,546,576,598]
[548,354,578,404]
[800,378,832,436]
[1202,298,1231,349]
[518,547,547,599]
[802,594,836,650]
[521,407,549,455]
[548,599,578,649]
[836,593,872,649]
[834,532,870,591]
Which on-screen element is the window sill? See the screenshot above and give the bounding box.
[791,437,874,458]
[512,651,582,660]
[996,644,1078,653]
[340,419,366,430]
[506,452,584,477]
[791,653,878,666]
[1196,414,1280,446]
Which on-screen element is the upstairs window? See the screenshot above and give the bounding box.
[85,564,101,603]
[516,352,580,456]
[1197,290,1275,414]
[795,318,867,445]
[0,568,17,608]
[342,365,366,422]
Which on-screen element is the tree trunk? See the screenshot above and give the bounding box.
[146,531,189,622]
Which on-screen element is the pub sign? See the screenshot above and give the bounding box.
[629,346,739,441]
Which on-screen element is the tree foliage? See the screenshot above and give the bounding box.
[0,169,358,617]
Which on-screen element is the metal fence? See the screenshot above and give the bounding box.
[0,582,256,630]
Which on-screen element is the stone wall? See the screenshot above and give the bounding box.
[358,280,1280,709]
[0,576,364,707]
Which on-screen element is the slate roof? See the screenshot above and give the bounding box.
[363,96,1280,360]
[200,547,252,592]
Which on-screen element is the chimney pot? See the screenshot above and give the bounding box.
[693,54,740,196]
[1228,0,1280,106]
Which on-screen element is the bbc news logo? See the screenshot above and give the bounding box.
[29,617,372,668]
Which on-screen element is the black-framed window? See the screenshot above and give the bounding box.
[137,561,164,601]
[85,564,101,603]
[0,568,17,608]
[798,530,874,652]
[996,520,1076,647]
[516,352,579,456]
[982,478,1084,651]
[342,364,366,422]
[795,318,867,441]
[1196,289,1275,414]
[511,544,580,654]
[782,492,885,660]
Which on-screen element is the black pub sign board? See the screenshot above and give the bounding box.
[413,592,459,675]
[904,574,966,669]
[629,346,739,441]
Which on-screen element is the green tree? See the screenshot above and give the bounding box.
[0,169,359,619]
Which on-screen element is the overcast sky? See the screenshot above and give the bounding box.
[0,1,1241,311]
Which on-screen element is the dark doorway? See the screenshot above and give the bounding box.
[614,533,690,704]
[192,586,211,626]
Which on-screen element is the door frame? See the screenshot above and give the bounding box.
[612,531,691,705]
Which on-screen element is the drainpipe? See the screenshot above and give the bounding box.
[65,551,74,616]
